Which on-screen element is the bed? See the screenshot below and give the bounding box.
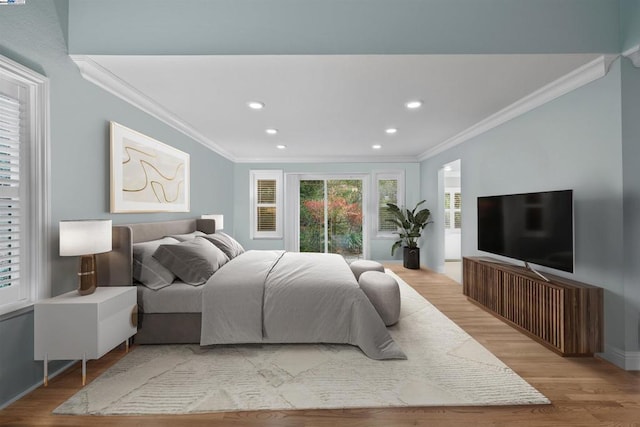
[96,218,405,360]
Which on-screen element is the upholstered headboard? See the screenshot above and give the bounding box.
[96,218,216,286]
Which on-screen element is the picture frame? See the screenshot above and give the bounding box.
[110,121,190,213]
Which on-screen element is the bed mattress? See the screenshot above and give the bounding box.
[137,282,203,314]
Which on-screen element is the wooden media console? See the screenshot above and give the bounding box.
[463,257,603,356]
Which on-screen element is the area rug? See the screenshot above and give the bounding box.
[54,271,549,415]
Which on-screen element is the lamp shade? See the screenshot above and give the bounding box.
[201,214,223,230]
[59,220,112,256]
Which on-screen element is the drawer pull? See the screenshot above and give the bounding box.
[130,305,138,328]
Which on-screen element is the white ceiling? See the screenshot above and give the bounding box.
[87,53,601,162]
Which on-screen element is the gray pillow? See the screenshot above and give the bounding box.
[166,230,206,242]
[152,237,229,286]
[132,237,180,290]
[202,232,245,260]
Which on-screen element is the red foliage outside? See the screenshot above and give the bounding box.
[303,197,362,227]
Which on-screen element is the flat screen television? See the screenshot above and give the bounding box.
[477,190,574,273]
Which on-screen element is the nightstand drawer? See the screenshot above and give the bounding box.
[97,288,136,322]
[98,304,137,357]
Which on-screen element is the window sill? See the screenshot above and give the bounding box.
[0,303,35,321]
[374,234,398,240]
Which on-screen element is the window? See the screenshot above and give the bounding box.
[444,188,461,230]
[373,171,405,238]
[250,170,283,239]
[0,55,50,316]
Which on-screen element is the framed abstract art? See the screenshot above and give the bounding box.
[110,122,190,213]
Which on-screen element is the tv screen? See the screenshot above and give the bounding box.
[477,190,574,273]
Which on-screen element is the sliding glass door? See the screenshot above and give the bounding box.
[299,177,366,261]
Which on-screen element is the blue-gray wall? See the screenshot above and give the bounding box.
[621,57,640,361]
[233,162,421,261]
[0,1,234,406]
[65,0,620,55]
[420,60,631,366]
[621,0,640,51]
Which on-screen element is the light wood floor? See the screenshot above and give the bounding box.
[2,265,639,426]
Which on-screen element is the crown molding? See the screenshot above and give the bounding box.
[623,45,640,67]
[234,155,420,164]
[418,55,616,161]
[70,55,236,162]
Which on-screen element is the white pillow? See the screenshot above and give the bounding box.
[166,230,206,242]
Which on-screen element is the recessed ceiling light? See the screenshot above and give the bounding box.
[385,128,398,135]
[372,144,382,150]
[265,128,278,135]
[276,144,287,150]
[247,101,265,110]
[406,100,423,109]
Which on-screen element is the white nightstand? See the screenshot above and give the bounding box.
[34,286,137,386]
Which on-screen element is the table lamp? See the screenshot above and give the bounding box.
[59,219,112,295]
[201,214,224,231]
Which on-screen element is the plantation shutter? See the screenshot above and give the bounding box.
[378,179,398,232]
[454,192,462,228]
[0,93,21,291]
[373,171,404,238]
[444,190,462,230]
[257,179,277,232]
[250,170,283,239]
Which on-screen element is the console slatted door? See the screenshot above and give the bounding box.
[500,276,565,353]
[462,257,602,356]
[463,258,502,313]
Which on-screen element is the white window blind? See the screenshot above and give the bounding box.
[0,93,21,292]
[378,179,398,232]
[373,171,405,238]
[257,179,277,232]
[250,170,283,239]
[0,53,50,316]
[444,189,461,229]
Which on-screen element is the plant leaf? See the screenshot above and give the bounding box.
[385,200,431,254]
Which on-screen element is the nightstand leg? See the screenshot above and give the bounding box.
[82,353,86,386]
[43,354,48,387]
[125,338,129,353]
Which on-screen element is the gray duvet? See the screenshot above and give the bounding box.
[200,250,406,360]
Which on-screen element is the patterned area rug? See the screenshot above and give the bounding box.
[54,271,549,415]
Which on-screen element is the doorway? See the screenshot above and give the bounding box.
[443,160,462,283]
[297,175,368,261]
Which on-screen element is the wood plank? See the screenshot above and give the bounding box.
[1,264,638,426]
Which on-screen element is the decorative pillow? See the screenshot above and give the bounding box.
[152,237,229,286]
[166,230,206,242]
[202,232,245,260]
[132,237,180,290]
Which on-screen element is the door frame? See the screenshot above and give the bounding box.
[439,159,462,274]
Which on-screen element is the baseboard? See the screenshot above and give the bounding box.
[0,360,75,410]
[622,350,640,370]
[600,345,640,371]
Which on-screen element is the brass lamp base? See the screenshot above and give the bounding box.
[78,254,97,296]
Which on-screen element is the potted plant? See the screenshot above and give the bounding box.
[386,200,432,269]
